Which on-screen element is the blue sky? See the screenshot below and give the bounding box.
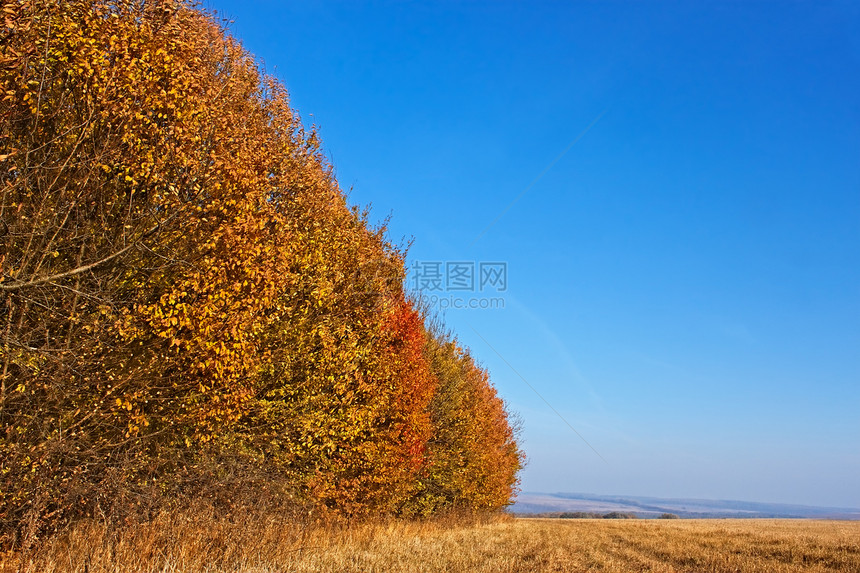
[206,1,860,508]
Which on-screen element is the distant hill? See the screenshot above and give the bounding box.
[512,492,860,520]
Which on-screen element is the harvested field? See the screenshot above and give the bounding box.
[3,515,858,572]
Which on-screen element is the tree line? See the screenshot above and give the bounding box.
[0,0,523,546]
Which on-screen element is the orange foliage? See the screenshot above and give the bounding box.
[409,333,523,514]
[0,0,522,544]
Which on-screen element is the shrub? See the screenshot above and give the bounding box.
[603,512,638,519]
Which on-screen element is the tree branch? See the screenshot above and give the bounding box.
[0,242,135,291]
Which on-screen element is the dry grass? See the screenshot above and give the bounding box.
[2,513,859,572]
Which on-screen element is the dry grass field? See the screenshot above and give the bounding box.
[3,513,859,572]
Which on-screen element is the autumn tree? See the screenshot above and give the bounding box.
[0,0,240,540]
[0,0,316,540]
[1,0,523,545]
[408,326,524,514]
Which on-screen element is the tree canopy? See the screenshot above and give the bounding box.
[0,0,523,546]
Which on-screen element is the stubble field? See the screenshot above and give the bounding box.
[3,514,859,572]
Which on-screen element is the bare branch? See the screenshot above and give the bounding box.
[2,229,147,292]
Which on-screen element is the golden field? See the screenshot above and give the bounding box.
[3,512,859,573]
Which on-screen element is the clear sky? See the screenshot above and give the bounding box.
[206,1,860,508]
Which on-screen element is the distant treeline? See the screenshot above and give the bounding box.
[517,512,681,519]
[0,0,523,547]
